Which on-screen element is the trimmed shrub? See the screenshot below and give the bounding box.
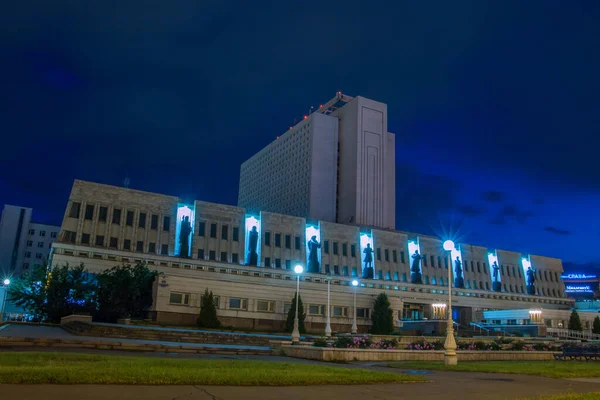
[313,337,329,348]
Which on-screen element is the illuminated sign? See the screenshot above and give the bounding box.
[564,285,593,293]
[561,274,597,280]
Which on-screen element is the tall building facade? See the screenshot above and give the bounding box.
[0,205,60,276]
[50,180,571,332]
[238,93,396,229]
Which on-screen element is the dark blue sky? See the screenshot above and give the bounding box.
[1,1,599,269]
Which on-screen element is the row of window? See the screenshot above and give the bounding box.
[197,222,240,241]
[69,202,171,231]
[63,230,170,255]
[28,229,57,238]
[26,241,51,249]
[24,252,45,259]
[263,232,301,250]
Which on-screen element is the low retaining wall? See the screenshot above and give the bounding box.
[281,345,555,362]
[0,336,272,356]
[60,315,92,325]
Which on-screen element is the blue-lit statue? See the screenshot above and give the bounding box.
[526,266,536,295]
[492,261,501,292]
[363,243,374,279]
[411,250,423,284]
[307,235,321,273]
[179,216,191,258]
[454,256,464,288]
[248,226,258,266]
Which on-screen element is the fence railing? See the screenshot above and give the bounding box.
[547,328,600,341]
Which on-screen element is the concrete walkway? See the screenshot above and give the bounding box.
[0,324,270,351]
[0,369,597,400]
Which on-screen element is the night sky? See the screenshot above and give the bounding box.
[2,2,599,270]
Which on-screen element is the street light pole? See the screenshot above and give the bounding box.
[351,279,358,334]
[292,264,303,344]
[0,279,10,323]
[442,240,457,365]
[325,275,332,338]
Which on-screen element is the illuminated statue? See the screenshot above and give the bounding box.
[307,235,321,273]
[179,216,191,257]
[492,261,500,282]
[454,256,464,288]
[526,266,536,286]
[411,250,423,284]
[248,226,258,266]
[363,243,374,279]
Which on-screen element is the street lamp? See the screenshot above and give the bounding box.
[325,274,332,338]
[1,278,10,323]
[442,240,457,365]
[3,279,9,286]
[351,279,359,334]
[291,264,303,344]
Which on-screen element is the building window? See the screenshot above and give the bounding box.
[351,244,356,258]
[357,308,370,318]
[285,260,291,270]
[333,306,348,317]
[95,235,104,246]
[51,232,57,239]
[126,211,134,226]
[63,231,76,243]
[264,232,271,246]
[37,241,44,248]
[161,244,168,255]
[149,242,156,253]
[198,221,205,236]
[139,213,146,228]
[285,234,291,249]
[477,262,481,273]
[423,254,428,267]
[274,258,281,269]
[352,267,358,277]
[376,248,381,261]
[163,216,170,232]
[221,225,228,240]
[169,292,190,305]
[81,234,90,245]
[400,251,405,264]
[257,300,275,313]
[275,233,281,247]
[123,239,131,250]
[333,265,339,275]
[210,223,217,238]
[342,243,348,256]
[233,227,239,242]
[333,242,339,255]
[28,229,35,235]
[325,264,330,274]
[209,251,216,261]
[23,263,29,269]
[113,209,122,224]
[265,257,271,267]
[220,251,227,262]
[27,240,32,247]
[229,298,248,310]
[295,236,301,250]
[84,205,94,220]
[384,249,389,262]
[99,206,108,222]
[36,253,43,259]
[392,250,397,263]
[486,282,490,290]
[136,241,144,252]
[309,305,325,315]
[39,230,46,237]
[25,252,31,258]
[69,202,81,218]
[232,253,238,264]
[151,214,158,229]
[342,266,348,276]
[324,241,329,254]
[198,249,205,259]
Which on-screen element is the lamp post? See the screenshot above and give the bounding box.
[291,264,303,344]
[325,274,332,338]
[0,279,10,323]
[351,279,359,334]
[442,240,458,366]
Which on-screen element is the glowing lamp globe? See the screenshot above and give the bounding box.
[294,264,303,274]
[443,240,455,252]
[351,279,359,287]
[2,279,9,285]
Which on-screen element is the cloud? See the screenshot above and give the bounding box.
[482,191,505,202]
[544,226,571,235]
[498,204,534,225]
[456,204,486,217]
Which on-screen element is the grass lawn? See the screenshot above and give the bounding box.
[523,394,600,400]
[386,361,600,379]
[0,352,424,385]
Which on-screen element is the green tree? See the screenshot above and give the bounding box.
[7,262,95,323]
[198,289,220,328]
[371,292,394,334]
[95,263,157,322]
[593,316,600,335]
[568,309,583,331]
[285,293,306,333]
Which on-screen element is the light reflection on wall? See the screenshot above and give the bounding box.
[407,239,420,273]
[487,251,501,282]
[245,215,261,266]
[175,204,194,257]
[305,224,321,273]
[359,231,375,278]
[521,255,532,283]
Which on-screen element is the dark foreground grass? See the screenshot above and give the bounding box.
[0,352,423,385]
[386,361,600,379]
[523,394,600,400]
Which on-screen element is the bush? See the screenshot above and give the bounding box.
[406,340,443,350]
[371,293,394,334]
[593,316,600,335]
[285,293,306,334]
[568,310,583,331]
[334,336,372,349]
[313,338,329,348]
[198,289,220,328]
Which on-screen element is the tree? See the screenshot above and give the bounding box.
[568,309,583,332]
[371,292,394,334]
[593,316,600,335]
[95,263,157,322]
[198,289,220,328]
[8,262,95,323]
[285,293,306,333]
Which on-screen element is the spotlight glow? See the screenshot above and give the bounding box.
[352,279,359,286]
[443,240,454,251]
[2,279,9,285]
[294,264,303,274]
